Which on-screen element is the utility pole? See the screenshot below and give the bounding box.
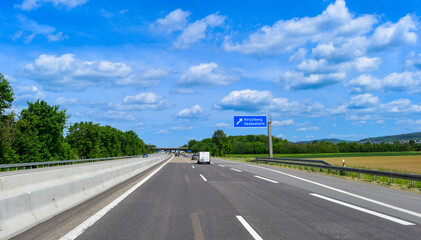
[268,115,273,158]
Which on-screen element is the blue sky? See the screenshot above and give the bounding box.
[1,0,421,147]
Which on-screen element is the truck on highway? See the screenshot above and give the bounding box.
[197,151,211,164]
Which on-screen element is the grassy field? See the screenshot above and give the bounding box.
[226,152,421,174]
[317,156,421,175]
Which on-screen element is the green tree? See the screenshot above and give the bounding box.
[212,129,227,157]
[66,122,102,159]
[0,74,14,120]
[0,74,16,163]
[13,100,68,161]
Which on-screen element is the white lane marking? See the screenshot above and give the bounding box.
[311,193,415,226]
[59,156,174,240]
[254,175,279,183]
[231,168,243,173]
[218,165,225,167]
[236,215,263,240]
[211,162,215,165]
[200,174,207,182]
[247,163,421,218]
[192,165,195,169]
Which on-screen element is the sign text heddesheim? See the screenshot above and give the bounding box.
[234,116,267,128]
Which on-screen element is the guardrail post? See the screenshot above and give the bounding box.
[412,180,414,187]
[390,176,393,183]
[373,175,376,181]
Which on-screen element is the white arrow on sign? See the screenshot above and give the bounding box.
[236,118,243,125]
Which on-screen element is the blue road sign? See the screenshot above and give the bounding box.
[234,116,267,128]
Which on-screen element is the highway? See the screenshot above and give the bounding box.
[14,156,421,239]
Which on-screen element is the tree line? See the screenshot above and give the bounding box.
[0,74,149,164]
[188,129,421,157]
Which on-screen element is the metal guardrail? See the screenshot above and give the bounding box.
[0,154,158,172]
[251,158,421,186]
[256,157,332,166]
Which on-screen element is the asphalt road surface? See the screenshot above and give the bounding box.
[15,156,421,240]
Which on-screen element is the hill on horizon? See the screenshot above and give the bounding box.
[359,132,421,143]
[297,132,421,144]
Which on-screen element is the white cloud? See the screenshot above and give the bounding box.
[214,89,273,112]
[14,85,46,103]
[173,12,226,49]
[379,98,421,114]
[369,14,417,51]
[156,129,169,134]
[171,126,194,131]
[176,105,203,119]
[171,88,195,95]
[346,71,421,93]
[215,89,326,117]
[152,9,191,33]
[214,122,230,128]
[47,32,67,42]
[224,0,376,56]
[348,94,379,109]
[120,92,170,110]
[353,57,381,72]
[55,97,78,105]
[14,15,66,43]
[297,126,319,132]
[346,115,371,121]
[275,71,346,90]
[19,54,131,91]
[272,119,295,127]
[116,68,168,87]
[17,0,89,11]
[178,62,239,87]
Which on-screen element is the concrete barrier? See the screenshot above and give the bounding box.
[0,153,171,240]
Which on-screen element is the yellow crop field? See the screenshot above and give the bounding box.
[318,156,421,174]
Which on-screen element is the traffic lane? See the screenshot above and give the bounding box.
[211,158,421,224]
[12,156,170,240]
[193,162,421,239]
[76,158,252,240]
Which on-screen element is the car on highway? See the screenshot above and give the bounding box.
[197,151,211,164]
[142,154,148,158]
[191,153,198,160]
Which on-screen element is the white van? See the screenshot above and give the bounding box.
[197,151,211,164]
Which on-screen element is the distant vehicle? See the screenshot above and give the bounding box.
[197,151,210,164]
[175,152,180,156]
[142,154,148,158]
[191,153,198,160]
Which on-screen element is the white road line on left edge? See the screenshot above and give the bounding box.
[254,175,279,183]
[236,216,263,240]
[231,168,242,172]
[59,156,174,240]
[200,174,208,182]
[311,193,415,226]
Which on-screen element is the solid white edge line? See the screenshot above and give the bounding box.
[59,155,174,240]
[236,215,263,240]
[245,163,421,218]
[200,174,208,182]
[254,175,279,183]
[219,165,225,167]
[231,168,243,172]
[310,193,415,226]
